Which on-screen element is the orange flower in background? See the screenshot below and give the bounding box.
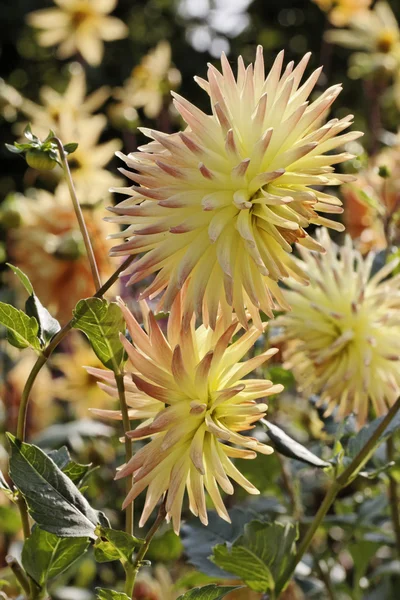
[109,46,361,328]
[6,187,117,322]
[342,144,400,252]
[90,294,281,533]
[273,228,400,424]
[313,0,372,27]
[27,0,128,66]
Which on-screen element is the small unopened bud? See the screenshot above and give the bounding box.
[26,149,57,171]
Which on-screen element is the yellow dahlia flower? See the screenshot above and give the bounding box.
[111,41,182,121]
[16,67,110,141]
[313,0,372,27]
[109,47,361,328]
[90,295,281,533]
[27,0,128,66]
[326,2,400,93]
[273,228,400,424]
[6,187,117,322]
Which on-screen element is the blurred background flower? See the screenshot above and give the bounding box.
[110,41,181,126]
[273,228,400,424]
[3,187,117,322]
[312,0,372,26]
[26,0,128,66]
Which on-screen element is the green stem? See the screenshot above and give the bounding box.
[130,500,167,597]
[13,254,136,554]
[115,372,134,537]
[51,137,102,292]
[387,437,400,558]
[16,354,48,442]
[5,555,30,596]
[276,395,400,597]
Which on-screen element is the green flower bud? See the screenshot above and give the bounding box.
[26,149,57,171]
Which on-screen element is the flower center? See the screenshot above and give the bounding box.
[377,30,397,53]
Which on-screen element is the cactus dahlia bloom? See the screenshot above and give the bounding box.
[109,46,361,328]
[272,229,400,424]
[89,294,281,533]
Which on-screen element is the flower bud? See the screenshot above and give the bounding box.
[26,149,57,171]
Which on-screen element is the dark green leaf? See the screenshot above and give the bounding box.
[63,143,78,154]
[22,526,89,587]
[96,589,130,600]
[72,298,125,371]
[212,521,297,593]
[94,526,143,564]
[34,419,113,450]
[25,295,61,345]
[177,585,241,600]
[347,412,400,460]
[7,433,108,539]
[47,447,91,485]
[261,420,330,468]
[0,302,40,350]
[6,264,34,295]
[181,508,259,579]
[47,447,71,470]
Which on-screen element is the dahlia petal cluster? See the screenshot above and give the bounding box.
[273,228,400,424]
[90,294,281,533]
[109,47,361,328]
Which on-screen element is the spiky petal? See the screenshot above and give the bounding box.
[272,228,400,424]
[109,46,362,328]
[90,294,281,533]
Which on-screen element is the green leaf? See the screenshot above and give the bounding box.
[347,412,400,461]
[96,589,130,600]
[177,585,241,600]
[23,123,34,141]
[7,264,61,345]
[6,264,34,295]
[47,447,91,485]
[94,526,143,564]
[0,302,40,350]
[25,295,61,346]
[72,298,125,371]
[211,521,297,593]
[22,526,89,587]
[182,508,260,579]
[5,143,24,154]
[7,434,108,539]
[63,142,78,154]
[261,420,330,468]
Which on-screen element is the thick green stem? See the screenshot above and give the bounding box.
[387,437,400,558]
[115,372,134,537]
[276,395,400,597]
[130,500,167,597]
[51,137,101,292]
[16,354,48,442]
